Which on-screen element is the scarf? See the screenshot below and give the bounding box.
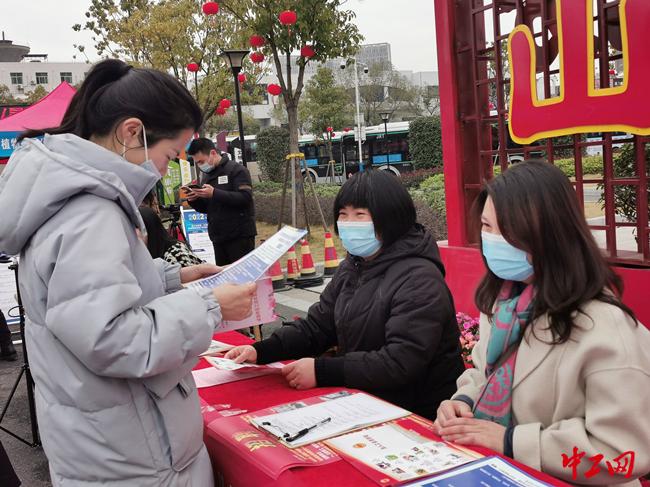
[473,282,535,427]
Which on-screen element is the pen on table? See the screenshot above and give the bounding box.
[286,417,332,443]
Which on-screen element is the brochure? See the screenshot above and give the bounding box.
[325,423,477,485]
[186,225,307,289]
[402,456,555,487]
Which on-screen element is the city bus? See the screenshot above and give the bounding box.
[299,121,413,182]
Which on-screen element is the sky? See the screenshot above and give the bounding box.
[1,0,438,72]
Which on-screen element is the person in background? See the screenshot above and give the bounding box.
[186,138,257,265]
[0,59,256,487]
[226,170,465,419]
[139,206,203,268]
[0,309,17,361]
[0,253,17,361]
[434,161,650,485]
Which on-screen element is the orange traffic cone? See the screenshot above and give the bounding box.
[323,232,339,275]
[268,259,287,290]
[300,239,316,277]
[286,246,301,281]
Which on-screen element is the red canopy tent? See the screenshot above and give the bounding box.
[0,81,76,163]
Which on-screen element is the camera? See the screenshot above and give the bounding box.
[363,66,369,74]
[340,61,346,70]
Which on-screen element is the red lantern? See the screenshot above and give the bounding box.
[238,73,247,84]
[331,132,336,138]
[187,62,200,72]
[249,35,265,48]
[250,52,265,64]
[215,106,226,116]
[343,127,351,132]
[202,2,219,15]
[219,99,231,110]
[279,10,297,25]
[267,83,282,96]
[300,45,315,58]
[326,126,333,132]
[609,68,616,75]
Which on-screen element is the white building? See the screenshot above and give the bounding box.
[0,36,89,99]
[0,61,89,98]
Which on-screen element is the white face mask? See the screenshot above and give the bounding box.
[122,123,161,179]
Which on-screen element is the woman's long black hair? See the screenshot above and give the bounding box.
[474,160,636,343]
[19,59,202,145]
[138,207,177,260]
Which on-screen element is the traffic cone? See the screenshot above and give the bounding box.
[300,239,316,277]
[268,259,287,290]
[286,246,301,281]
[323,232,339,275]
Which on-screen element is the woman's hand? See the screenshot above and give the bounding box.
[433,400,474,433]
[282,358,316,390]
[213,282,256,321]
[437,418,506,454]
[224,345,258,364]
[180,263,222,284]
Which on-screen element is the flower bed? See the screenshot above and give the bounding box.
[456,312,479,368]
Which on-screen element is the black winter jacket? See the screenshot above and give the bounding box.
[254,225,464,419]
[188,156,256,243]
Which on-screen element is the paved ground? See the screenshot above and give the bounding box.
[0,283,323,486]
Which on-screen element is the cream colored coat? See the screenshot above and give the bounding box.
[453,300,650,486]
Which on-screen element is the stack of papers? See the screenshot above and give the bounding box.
[251,392,410,448]
[192,357,284,388]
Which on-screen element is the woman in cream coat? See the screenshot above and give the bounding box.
[435,161,650,486]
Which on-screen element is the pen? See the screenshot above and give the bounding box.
[286,417,332,443]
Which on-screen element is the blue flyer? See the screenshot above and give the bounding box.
[403,456,554,487]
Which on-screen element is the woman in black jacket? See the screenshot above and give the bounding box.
[226,170,464,419]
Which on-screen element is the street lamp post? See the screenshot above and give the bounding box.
[353,58,365,173]
[379,111,391,170]
[221,49,250,167]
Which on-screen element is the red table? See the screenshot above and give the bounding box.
[197,332,571,487]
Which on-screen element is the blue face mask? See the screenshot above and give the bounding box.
[481,231,534,281]
[198,162,214,173]
[337,221,382,258]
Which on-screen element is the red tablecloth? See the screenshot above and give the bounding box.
[197,332,571,487]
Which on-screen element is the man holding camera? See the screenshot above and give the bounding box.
[185,138,257,266]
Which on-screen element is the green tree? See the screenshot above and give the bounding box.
[301,67,352,159]
[205,110,262,136]
[25,86,49,104]
[219,0,362,154]
[0,85,19,105]
[74,0,265,128]
[257,126,290,182]
[340,61,423,125]
[408,116,443,170]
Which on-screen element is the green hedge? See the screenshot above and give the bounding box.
[493,156,603,177]
[553,156,603,177]
[256,127,290,182]
[408,116,443,170]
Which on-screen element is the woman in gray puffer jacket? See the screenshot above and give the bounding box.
[0,59,255,487]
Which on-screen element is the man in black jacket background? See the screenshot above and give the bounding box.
[186,138,257,265]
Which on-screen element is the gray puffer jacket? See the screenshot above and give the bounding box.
[0,134,221,486]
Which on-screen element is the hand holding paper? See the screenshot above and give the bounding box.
[225,345,258,364]
[213,282,257,321]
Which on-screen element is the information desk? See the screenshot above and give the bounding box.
[197,332,570,487]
